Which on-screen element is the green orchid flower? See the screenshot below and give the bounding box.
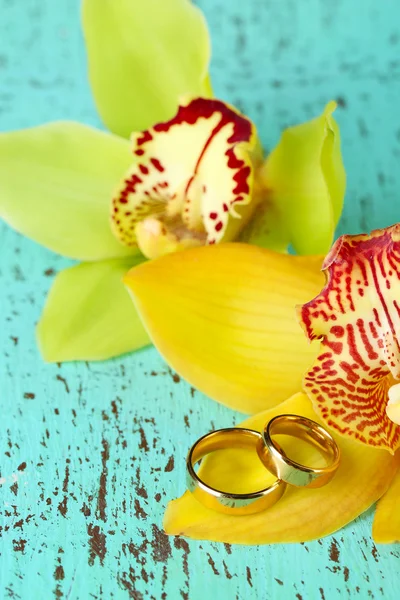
[0,0,345,364]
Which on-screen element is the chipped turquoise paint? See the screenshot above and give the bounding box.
[1,1,400,598]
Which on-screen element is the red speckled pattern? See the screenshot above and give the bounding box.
[300,224,400,452]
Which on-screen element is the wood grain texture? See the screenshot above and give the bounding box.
[1,0,400,598]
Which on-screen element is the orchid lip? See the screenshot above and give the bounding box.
[300,224,400,452]
[110,97,260,257]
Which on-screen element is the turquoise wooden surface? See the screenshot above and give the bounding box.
[1,1,400,598]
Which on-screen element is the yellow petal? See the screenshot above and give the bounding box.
[164,393,397,544]
[373,460,400,543]
[260,101,346,255]
[299,224,400,452]
[124,243,324,413]
[111,98,261,255]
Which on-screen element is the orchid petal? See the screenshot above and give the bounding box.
[37,257,149,362]
[124,243,323,413]
[299,225,400,452]
[258,102,346,255]
[373,461,400,543]
[0,122,137,261]
[164,393,397,544]
[82,0,212,138]
[111,98,261,257]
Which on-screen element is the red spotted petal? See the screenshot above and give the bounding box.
[110,97,260,250]
[299,224,400,452]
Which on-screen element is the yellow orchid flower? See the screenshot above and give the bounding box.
[124,224,400,543]
[125,223,400,449]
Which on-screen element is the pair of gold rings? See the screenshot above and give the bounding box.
[186,414,340,515]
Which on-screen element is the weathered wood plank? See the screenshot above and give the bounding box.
[1,0,400,598]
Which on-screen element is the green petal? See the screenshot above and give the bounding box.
[259,101,346,255]
[36,257,150,362]
[82,0,212,138]
[0,122,138,261]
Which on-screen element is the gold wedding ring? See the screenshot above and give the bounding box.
[186,428,287,515]
[185,415,341,515]
[261,414,340,488]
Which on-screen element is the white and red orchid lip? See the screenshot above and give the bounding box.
[300,224,400,452]
[110,97,260,258]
